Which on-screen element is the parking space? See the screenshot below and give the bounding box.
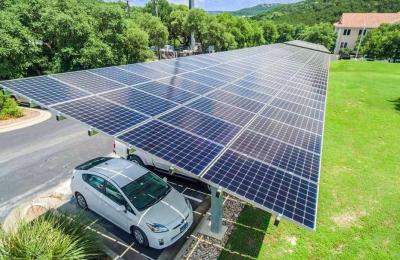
[60,170,210,260]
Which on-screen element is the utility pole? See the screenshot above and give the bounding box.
[189,0,195,50]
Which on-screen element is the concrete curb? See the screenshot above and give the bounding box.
[2,179,72,232]
[0,108,52,133]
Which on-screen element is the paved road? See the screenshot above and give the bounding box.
[0,116,113,220]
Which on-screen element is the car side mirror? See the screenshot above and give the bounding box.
[163,177,168,182]
[116,204,126,213]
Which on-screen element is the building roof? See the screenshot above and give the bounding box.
[334,13,400,28]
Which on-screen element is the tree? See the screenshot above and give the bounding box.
[260,21,278,44]
[167,6,189,47]
[120,22,154,63]
[300,23,337,50]
[202,16,237,51]
[0,11,39,79]
[276,23,294,42]
[143,0,172,24]
[134,12,169,50]
[185,8,208,47]
[362,24,400,61]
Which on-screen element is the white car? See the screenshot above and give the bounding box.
[71,157,193,249]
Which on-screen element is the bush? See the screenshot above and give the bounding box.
[0,92,23,120]
[0,211,103,259]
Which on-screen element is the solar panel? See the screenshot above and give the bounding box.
[91,67,149,86]
[195,68,238,82]
[121,64,171,79]
[159,107,241,145]
[100,88,177,117]
[206,90,264,113]
[140,62,189,75]
[203,150,318,229]
[187,98,255,126]
[134,81,198,103]
[0,76,90,106]
[158,76,213,95]
[222,84,273,103]
[52,71,125,94]
[179,72,227,88]
[0,41,330,230]
[118,120,223,175]
[51,97,148,135]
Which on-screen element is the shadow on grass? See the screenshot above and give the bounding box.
[389,98,400,112]
[219,205,271,260]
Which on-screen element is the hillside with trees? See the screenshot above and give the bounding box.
[231,3,281,17]
[254,0,400,25]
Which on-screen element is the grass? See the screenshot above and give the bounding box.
[219,61,400,259]
[0,92,23,120]
[0,211,104,259]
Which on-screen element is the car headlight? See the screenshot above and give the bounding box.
[146,223,169,233]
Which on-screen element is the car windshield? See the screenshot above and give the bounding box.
[121,172,171,211]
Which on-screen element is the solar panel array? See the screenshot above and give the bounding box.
[0,40,330,230]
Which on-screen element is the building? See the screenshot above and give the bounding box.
[333,13,400,54]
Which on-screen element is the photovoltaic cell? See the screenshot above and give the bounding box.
[121,64,171,79]
[134,81,198,103]
[52,71,125,94]
[159,107,241,145]
[100,88,177,116]
[195,69,238,82]
[187,98,255,126]
[118,120,223,175]
[91,67,149,86]
[0,76,89,106]
[271,98,324,121]
[230,130,320,182]
[52,97,148,135]
[140,62,188,75]
[261,106,323,134]
[207,90,264,113]
[203,150,318,229]
[158,77,213,95]
[222,84,273,103]
[249,116,322,153]
[180,72,227,88]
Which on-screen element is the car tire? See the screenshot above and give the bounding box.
[75,192,88,210]
[127,154,146,168]
[131,226,149,247]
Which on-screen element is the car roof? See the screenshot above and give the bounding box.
[89,158,148,188]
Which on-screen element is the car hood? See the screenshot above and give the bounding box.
[139,188,190,227]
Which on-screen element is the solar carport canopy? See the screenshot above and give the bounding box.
[0,40,330,230]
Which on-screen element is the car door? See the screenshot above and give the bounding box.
[82,174,106,215]
[102,181,136,232]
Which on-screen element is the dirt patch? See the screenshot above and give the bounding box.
[285,236,297,246]
[331,211,367,228]
[0,108,40,126]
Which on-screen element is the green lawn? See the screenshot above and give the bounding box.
[220,61,400,259]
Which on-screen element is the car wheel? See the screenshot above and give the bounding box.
[75,192,88,210]
[131,227,149,247]
[127,154,146,168]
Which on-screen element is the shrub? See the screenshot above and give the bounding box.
[0,211,103,259]
[0,92,23,120]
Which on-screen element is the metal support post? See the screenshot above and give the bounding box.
[210,186,223,234]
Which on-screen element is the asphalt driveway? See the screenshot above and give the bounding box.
[0,116,112,220]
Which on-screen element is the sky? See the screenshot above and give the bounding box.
[122,0,300,11]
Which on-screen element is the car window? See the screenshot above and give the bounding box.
[85,174,105,193]
[105,182,125,205]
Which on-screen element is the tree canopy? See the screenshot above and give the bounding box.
[361,24,400,61]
